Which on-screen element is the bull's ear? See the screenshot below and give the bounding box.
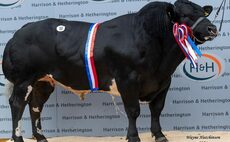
[166,4,178,22]
[203,5,213,17]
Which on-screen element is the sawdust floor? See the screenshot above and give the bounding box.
[1,131,230,142]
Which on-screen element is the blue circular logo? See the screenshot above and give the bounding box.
[180,53,224,82]
[0,0,25,8]
[0,60,6,87]
[90,0,112,3]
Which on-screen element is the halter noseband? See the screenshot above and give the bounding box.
[190,17,206,44]
[191,17,206,30]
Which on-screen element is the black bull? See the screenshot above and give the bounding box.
[2,0,218,142]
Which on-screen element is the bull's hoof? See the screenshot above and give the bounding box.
[126,136,141,142]
[11,136,24,142]
[37,139,48,142]
[33,134,48,142]
[155,137,168,142]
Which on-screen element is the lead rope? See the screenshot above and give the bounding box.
[219,0,227,31]
[173,23,202,68]
[213,0,227,31]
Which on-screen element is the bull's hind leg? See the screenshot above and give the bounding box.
[9,82,33,142]
[28,79,54,142]
[149,87,170,142]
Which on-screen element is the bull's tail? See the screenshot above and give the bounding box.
[2,38,16,82]
[4,80,14,98]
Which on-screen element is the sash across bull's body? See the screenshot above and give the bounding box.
[84,23,100,91]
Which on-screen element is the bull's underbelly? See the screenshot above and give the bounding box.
[39,73,167,102]
[39,74,121,100]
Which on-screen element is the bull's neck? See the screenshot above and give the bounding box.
[157,26,185,80]
[134,14,185,80]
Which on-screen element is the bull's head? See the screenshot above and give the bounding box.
[172,0,218,44]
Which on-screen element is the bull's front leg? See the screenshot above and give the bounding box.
[123,99,140,142]
[149,84,170,142]
[116,77,141,142]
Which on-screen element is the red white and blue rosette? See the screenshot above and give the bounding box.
[173,23,202,68]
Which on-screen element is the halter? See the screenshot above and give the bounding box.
[191,17,205,30]
[190,17,207,44]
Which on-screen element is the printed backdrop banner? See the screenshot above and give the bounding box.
[0,0,230,138]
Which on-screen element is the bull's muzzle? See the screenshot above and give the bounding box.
[205,25,218,41]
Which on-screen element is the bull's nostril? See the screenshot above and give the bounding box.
[207,27,212,32]
[207,26,218,36]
